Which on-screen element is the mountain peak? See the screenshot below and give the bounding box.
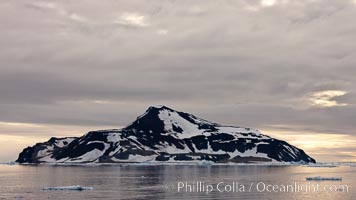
[148,105,170,109]
[146,105,175,112]
[124,105,218,137]
[137,105,177,123]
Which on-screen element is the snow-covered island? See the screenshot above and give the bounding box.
[16,106,315,164]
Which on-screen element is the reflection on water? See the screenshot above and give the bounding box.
[0,164,354,199]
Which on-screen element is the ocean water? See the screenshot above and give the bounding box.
[0,164,354,199]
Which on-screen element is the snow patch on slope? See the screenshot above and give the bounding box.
[217,126,268,139]
[76,149,104,162]
[158,109,204,139]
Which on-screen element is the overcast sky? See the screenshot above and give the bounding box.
[0,0,356,162]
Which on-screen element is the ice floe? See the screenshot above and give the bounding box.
[305,163,338,168]
[43,185,93,191]
[306,176,342,181]
[0,161,18,165]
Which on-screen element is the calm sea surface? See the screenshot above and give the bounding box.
[0,164,354,199]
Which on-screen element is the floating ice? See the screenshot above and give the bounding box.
[306,165,338,168]
[197,160,214,166]
[43,185,93,191]
[0,161,18,165]
[305,162,338,168]
[306,176,342,181]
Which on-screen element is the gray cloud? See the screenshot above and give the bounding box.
[0,0,356,140]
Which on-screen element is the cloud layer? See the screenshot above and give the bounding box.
[0,0,356,161]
